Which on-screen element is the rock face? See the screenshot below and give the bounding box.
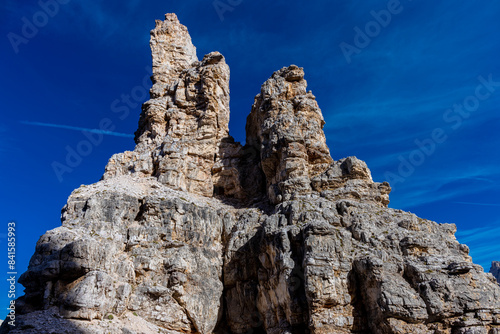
[103,13,246,199]
[4,13,500,334]
[246,65,333,204]
[491,261,500,283]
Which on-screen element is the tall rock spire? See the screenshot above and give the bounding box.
[104,14,237,198]
[246,65,333,203]
[103,15,388,205]
[150,13,198,89]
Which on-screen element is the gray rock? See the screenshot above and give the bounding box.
[246,65,333,204]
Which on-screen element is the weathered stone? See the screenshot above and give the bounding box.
[103,14,243,200]
[246,65,333,204]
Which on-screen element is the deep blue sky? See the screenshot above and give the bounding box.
[1,0,499,314]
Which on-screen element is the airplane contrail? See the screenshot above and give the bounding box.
[454,201,500,207]
[20,121,134,138]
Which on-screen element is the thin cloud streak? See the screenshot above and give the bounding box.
[456,224,500,241]
[455,201,500,207]
[389,167,500,209]
[455,222,500,269]
[20,121,134,138]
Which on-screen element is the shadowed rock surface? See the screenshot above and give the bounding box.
[3,13,500,334]
[491,261,500,284]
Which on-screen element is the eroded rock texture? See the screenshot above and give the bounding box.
[103,14,247,199]
[4,13,500,334]
[246,65,333,204]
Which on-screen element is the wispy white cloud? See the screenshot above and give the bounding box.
[321,0,500,157]
[454,201,500,207]
[388,166,500,209]
[456,222,500,269]
[20,121,134,138]
[456,224,500,241]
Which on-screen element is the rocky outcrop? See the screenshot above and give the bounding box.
[221,199,500,334]
[491,261,500,283]
[245,66,389,206]
[103,14,247,199]
[246,65,333,204]
[4,13,500,334]
[16,177,225,333]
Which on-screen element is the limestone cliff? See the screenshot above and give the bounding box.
[3,14,500,334]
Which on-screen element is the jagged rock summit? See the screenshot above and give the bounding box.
[4,13,500,334]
